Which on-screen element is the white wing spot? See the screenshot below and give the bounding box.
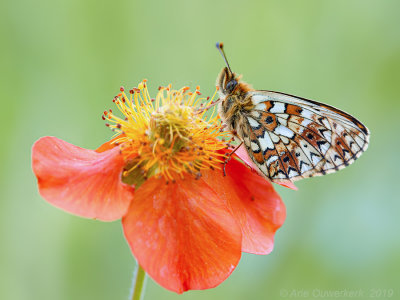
[270,132,280,143]
[250,110,261,119]
[301,109,313,119]
[301,118,313,127]
[280,136,290,145]
[270,102,285,114]
[252,94,268,104]
[300,161,312,173]
[274,125,295,139]
[255,102,267,110]
[288,168,299,177]
[277,116,288,126]
[353,134,365,148]
[276,113,289,120]
[345,135,360,153]
[319,142,330,154]
[323,160,335,170]
[321,118,331,130]
[251,142,260,152]
[311,153,322,165]
[300,140,321,165]
[275,172,287,179]
[266,155,279,166]
[322,130,332,142]
[247,117,260,128]
[258,132,274,151]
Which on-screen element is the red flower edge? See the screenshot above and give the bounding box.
[32,137,134,221]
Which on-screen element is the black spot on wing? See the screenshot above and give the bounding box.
[333,154,342,162]
[299,160,310,172]
[319,128,328,136]
[277,169,287,177]
[316,140,327,151]
[310,152,321,161]
[265,116,274,124]
[287,166,298,176]
[317,116,325,125]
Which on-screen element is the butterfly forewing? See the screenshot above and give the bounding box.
[242,91,370,182]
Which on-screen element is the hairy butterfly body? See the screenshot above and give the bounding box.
[216,42,370,184]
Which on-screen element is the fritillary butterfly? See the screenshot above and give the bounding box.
[216,42,370,183]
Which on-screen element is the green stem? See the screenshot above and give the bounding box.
[130,263,147,300]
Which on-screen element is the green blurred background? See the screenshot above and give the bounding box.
[1,0,399,299]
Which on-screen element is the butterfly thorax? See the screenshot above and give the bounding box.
[218,82,254,134]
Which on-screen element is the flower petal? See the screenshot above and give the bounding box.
[275,180,298,190]
[202,158,286,255]
[234,145,298,190]
[95,134,124,153]
[234,144,255,168]
[32,136,134,221]
[122,176,242,293]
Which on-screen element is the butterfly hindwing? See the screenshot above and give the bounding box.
[242,91,370,182]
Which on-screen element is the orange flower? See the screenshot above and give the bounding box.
[32,81,286,293]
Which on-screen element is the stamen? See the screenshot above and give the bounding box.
[103,82,228,182]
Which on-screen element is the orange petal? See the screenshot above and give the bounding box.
[202,158,286,255]
[32,136,134,221]
[274,180,298,190]
[122,176,242,293]
[234,145,298,190]
[233,144,254,167]
[95,134,124,153]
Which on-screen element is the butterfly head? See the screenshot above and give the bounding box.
[217,67,238,95]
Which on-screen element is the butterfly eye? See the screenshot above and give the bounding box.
[225,80,237,93]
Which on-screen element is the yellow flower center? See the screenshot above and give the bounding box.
[103,80,229,184]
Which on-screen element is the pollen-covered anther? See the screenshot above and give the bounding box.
[103,81,228,182]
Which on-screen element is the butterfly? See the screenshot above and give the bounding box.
[215,42,370,184]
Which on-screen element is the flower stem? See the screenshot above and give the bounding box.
[130,263,147,300]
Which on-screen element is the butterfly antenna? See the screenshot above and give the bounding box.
[216,42,233,73]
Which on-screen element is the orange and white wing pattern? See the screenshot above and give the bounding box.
[242,90,370,183]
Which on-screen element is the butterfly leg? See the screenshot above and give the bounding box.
[223,141,243,176]
[195,98,221,114]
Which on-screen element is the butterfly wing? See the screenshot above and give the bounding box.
[241,90,370,183]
